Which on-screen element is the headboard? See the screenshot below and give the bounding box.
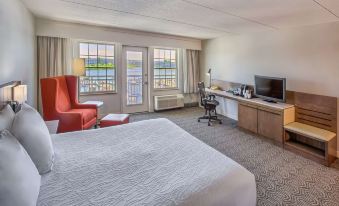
[0,81,21,109]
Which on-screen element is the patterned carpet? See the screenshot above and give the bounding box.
[130,107,339,206]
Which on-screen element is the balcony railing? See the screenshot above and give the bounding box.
[79,75,176,103]
[80,76,115,93]
[127,75,143,105]
[154,77,176,89]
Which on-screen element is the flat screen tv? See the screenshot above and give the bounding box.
[254,75,286,103]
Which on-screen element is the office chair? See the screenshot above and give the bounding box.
[197,82,222,126]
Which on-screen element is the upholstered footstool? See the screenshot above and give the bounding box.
[100,114,130,128]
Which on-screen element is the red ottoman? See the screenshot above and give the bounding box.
[100,114,130,128]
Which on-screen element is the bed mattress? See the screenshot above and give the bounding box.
[38,118,256,206]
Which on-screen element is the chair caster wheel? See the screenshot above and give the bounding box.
[208,122,211,126]
[198,119,200,122]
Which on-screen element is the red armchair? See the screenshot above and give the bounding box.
[40,75,97,133]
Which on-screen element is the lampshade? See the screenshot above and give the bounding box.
[13,85,27,104]
[73,58,86,76]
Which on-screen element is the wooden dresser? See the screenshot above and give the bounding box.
[238,98,295,144]
[205,88,295,144]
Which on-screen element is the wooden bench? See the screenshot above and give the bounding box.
[283,92,337,166]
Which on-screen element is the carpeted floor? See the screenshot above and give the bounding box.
[130,107,339,206]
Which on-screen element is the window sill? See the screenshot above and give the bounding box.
[80,91,117,96]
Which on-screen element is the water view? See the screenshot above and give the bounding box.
[80,60,176,93]
[80,53,177,105]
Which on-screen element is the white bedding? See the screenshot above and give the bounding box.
[38,118,256,206]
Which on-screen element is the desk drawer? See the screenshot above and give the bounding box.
[258,106,282,115]
[258,109,283,142]
[238,103,258,133]
[239,102,257,109]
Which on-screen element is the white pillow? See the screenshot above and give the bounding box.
[11,103,54,174]
[0,105,15,131]
[0,130,41,206]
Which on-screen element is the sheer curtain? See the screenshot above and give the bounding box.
[183,49,200,94]
[37,36,71,112]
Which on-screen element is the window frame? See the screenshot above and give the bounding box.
[153,48,179,90]
[78,42,117,95]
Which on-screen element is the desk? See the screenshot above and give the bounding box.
[206,88,295,143]
[205,88,294,110]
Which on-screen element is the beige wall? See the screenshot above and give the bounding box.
[35,18,201,50]
[200,21,339,154]
[0,0,36,106]
[35,18,201,114]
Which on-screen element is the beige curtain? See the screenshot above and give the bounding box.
[37,36,71,112]
[183,49,200,94]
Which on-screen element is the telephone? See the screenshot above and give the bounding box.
[210,85,220,90]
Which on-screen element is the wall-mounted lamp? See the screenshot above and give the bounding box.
[13,85,27,104]
[9,84,28,112]
[206,68,212,88]
[0,81,23,111]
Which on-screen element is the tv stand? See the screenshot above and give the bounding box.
[205,88,295,144]
[263,99,277,103]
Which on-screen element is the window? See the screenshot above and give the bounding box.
[79,43,116,94]
[153,48,177,89]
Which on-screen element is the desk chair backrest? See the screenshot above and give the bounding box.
[198,82,206,106]
[197,82,222,126]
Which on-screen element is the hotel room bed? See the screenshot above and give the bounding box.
[38,118,256,206]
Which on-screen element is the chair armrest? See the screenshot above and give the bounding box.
[208,94,216,100]
[73,103,97,110]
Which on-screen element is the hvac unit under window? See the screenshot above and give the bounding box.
[154,94,184,111]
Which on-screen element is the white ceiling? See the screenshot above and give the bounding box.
[21,0,339,39]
